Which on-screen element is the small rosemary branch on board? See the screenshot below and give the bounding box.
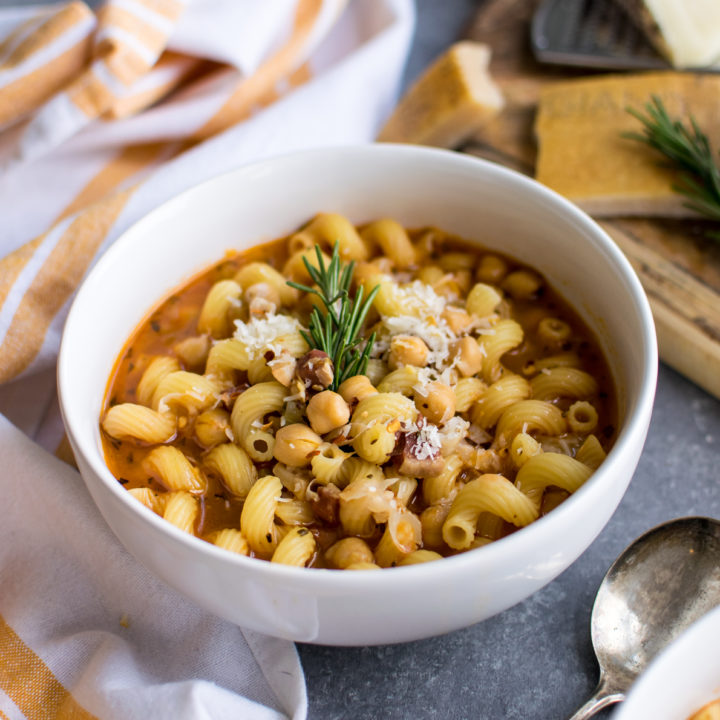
[287,242,379,390]
[625,95,720,239]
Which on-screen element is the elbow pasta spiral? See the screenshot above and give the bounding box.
[101,214,617,569]
[495,399,567,445]
[206,338,253,376]
[422,453,464,505]
[204,443,257,498]
[453,377,486,413]
[466,282,502,318]
[271,527,316,566]
[197,279,242,337]
[529,367,598,401]
[471,374,531,429]
[143,446,206,495]
[301,212,368,261]
[274,498,315,525]
[374,510,421,568]
[231,382,286,461]
[102,403,176,444]
[576,434,606,470]
[311,443,351,485]
[480,319,524,383]
[360,218,416,269]
[443,474,539,550]
[137,356,180,406]
[240,474,283,555]
[162,491,199,534]
[151,371,220,414]
[515,453,593,507]
[566,401,599,434]
[234,262,298,307]
[211,528,250,556]
[377,365,419,395]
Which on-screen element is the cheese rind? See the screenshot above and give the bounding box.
[535,72,720,217]
[378,41,504,148]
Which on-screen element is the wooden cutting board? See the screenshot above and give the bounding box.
[461,0,720,400]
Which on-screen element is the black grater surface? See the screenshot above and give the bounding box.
[531,0,719,72]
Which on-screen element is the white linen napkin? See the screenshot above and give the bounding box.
[0,0,415,716]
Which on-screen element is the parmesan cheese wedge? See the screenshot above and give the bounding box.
[535,72,720,217]
[378,41,504,148]
[615,0,720,69]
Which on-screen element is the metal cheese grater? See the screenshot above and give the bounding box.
[531,0,720,72]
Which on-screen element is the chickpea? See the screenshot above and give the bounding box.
[288,230,315,254]
[414,381,456,425]
[537,317,571,345]
[325,537,375,569]
[389,335,429,368]
[415,265,444,285]
[273,423,323,467]
[442,306,474,335]
[353,262,383,290]
[451,336,485,377]
[476,254,508,284]
[454,270,472,295]
[174,335,210,370]
[360,219,416,269]
[306,390,351,434]
[338,375,377,405]
[439,252,474,272]
[502,270,543,300]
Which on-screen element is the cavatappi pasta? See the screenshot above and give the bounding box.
[101,213,617,569]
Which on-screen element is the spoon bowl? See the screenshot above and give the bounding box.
[570,517,720,719]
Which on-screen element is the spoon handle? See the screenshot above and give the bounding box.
[567,680,625,720]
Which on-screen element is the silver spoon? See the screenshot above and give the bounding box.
[569,516,720,719]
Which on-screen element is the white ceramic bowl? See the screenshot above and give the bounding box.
[58,145,657,645]
[614,605,720,719]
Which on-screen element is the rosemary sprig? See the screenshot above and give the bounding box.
[287,242,379,390]
[625,96,720,237]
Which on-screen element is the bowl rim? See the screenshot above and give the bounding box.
[615,601,720,718]
[58,144,658,589]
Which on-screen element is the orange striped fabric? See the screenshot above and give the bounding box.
[0,2,94,128]
[0,615,96,719]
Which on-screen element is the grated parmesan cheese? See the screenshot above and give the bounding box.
[233,313,304,359]
[382,313,455,371]
[395,280,447,316]
[438,416,470,455]
[402,418,443,460]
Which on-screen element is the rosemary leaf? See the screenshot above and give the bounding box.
[288,242,379,389]
[625,96,720,236]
